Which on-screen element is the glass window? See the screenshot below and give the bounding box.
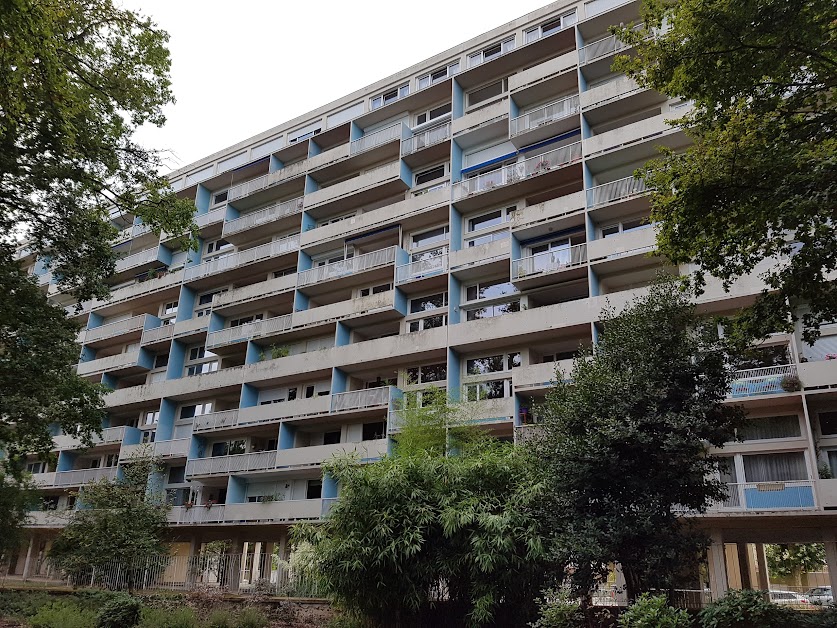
[371,84,409,110]
[411,226,449,249]
[408,314,447,333]
[465,301,520,321]
[407,363,447,384]
[742,452,808,482]
[467,79,507,107]
[169,466,186,484]
[306,480,323,499]
[415,102,453,126]
[323,431,341,445]
[738,415,801,440]
[213,191,228,205]
[466,206,515,235]
[467,38,515,68]
[410,293,447,313]
[362,421,386,441]
[464,379,511,401]
[465,279,517,302]
[415,165,446,186]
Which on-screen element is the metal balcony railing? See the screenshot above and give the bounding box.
[579,23,645,64]
[186,450,278,477]
[331,386,395,412]
[586,177,648,208]
[205,313,293,350]
[730,364,798,398]
[153,438,191,458]
[114,247,159,273]
[192,409,241,432]
[513,243,587,279]
[509,95,580,137]
[83,314,147,344]
[195,206,227,228]
[222,196,304,238]
[140,324,173,345]
[452,142,581,201]
[54,467,118,487]
[395,250,448,284]
[76,350,141,376]
[184,235,299,281]
[719,481,815,510]
[401,122,451,156]
[227,173,270,202]
[350,124,402,155]
[297,246,397,288]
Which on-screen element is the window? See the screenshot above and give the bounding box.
[153,354,169,369]
[169,466,186,484]
[371,84,409,110]
[466,352,520,375]
[465,278,518,302]
[26,461,45,474]
[104,454,119,467]
[273,267,296,278]
[211,440,245,457]
[66,495,77,510]
[406,363,447,385]
[410,292,448,313]
[143,410,159,426]
[188,346,216,361]
[464,378,512,401]
[323,431,341,445]
[162,301,179,316]
[820,412,837,436]
[408,313,447,333]
[467,37,515,68]
[187,362,218,376]
[196,289,227,317]
[212,190,228,205]
[524,11,577,43]
[465,301,520,321]
[467,79,508,107]
[305,385,315,399]
[359,283,391,297]
[417,63,459,90]
[601,217,651,238]
[466,206,515,234]
[229,314,263,328]
[42,496,59,511]
[742,452,808,482]
[737,415,801,440]
[206,239,232,256]
[411,226,449,250]
[362,421,386,441]
[414,164,446,187]
[415,102,452,126]
[306,479,323,499]
[180,402,213,419]
[141,430,156,444]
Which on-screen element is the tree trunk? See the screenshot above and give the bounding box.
[622,563,644,602]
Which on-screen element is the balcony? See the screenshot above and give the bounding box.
[509,95,580,146]
[297,246,397,289]
[194,206,228,230]
[113,223,153,245]
[183,235,300,283]
[511,191,586,236]
[713,481,815,511]
[169,499,324,525]
[513,360,572,392]
[729,365,798,398]
[580,75,644,111]
[221,196,304,241]
[205,313,293,351]
[76,350,147,377]
[121,438,190,461]
[331,386,397,413]
[584,113,689,170]
[227,173,271,202]
[350,124,402,156]
[513,243,587,289]
[53,426,127,451]
[452,142,582,210]
[401,122,451,160]
[276,439,388,469]
[587,226,656,268]
[304,161,407,214]
[579,23,645,66]
[186,450,279,477]
[193,398,331,433]
[53,466,118,487]
[451,99,508,142]
[140,323,174,347]
[81,314,149,345]
[35,271,52,287]
[292,290,402,329]
[396,251,448,285]
[586,176,648,208]
[114,247,160,274]
[210,274,296,314]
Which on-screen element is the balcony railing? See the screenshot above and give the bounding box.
[114,223,152,244]
[222,196,304,238]
[730,364,797,398]
[54,466,118,487]
[331,386,395,413]
[509,95,580,137]
[36,272,52,286]
[452,142,582,201]
[350,124,402,155]
[297,246,397,288]
[719,481,815,510]
[205,313,293,350]
[140,324,173,345]
[513,243,587,279]
[395,250,448,284]
[195,206,227,228]
[192,409,241,432]
[153,438,191,458]
[186,450,278,477]
[114,247,158,273]
[83,314,147,344]
[183,235,299,282]
[587,177,648,208]
[401,122,451,157]
[227,173,271,202]
[579,23,645,64]
[76,350,141,376]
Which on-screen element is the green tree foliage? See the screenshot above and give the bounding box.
[529,279,745,600]
[618,594,691,628]
[48,451,170,588]
[294,393,547,626]
[613,0,837,344]
[0,470,37,562]
[1,0,196,463]
[765,543,827,580]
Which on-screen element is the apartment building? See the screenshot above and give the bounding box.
[9,0,837,598]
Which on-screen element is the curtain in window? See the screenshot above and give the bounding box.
[738,415,801,440]
[743,452,808,482]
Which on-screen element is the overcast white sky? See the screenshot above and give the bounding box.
[127,0,556,172]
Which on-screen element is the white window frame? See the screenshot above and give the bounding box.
[371,84,410,110]
[463,205,516,247]
[410,225,450,251]
[463,378,514,402]
[464,352,522,376]
[417,62,460,90]
[413,163,449,189]
[467,37,515,69]
[211,189,229,207]
[414,103,453,128]
[600,216,652,238]
[524,11,577,44]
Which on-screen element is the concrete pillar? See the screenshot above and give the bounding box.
[186,536,201,587]
[261,542,275,580]
[737,544,752,589]
[21,535,36,582]
[755,543,770,591]
[824,540,837,594]
[708,531,728,600]
[226,539,243,593]
[277,529,288,562]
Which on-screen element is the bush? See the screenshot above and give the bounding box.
[619,594,691,628]
[530,589,585,628]
[96,593,142,628]
[207,609,235,628]
[698,589,794,628]
[0,590,54,618]
[138,606,199,628]
[29,600,97,628]
[235,606,269,628]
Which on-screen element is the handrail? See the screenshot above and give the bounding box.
[297,246,397,288]
[222,196,304,237]
[350,124,402,155]
[586,177,648,208]
[183,234,299,281]
[513,243,587,279]
[205,313,293,350]
[83,314,147,343]
[401,122,451,156]
[395,250,448,284]
[509,95,580,137]
[331,387,395,412]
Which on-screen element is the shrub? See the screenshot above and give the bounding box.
[96,593,142,628]
[530,589,584,628]
[0,590,54,618]
[235,606,269,628]
[780,374,802,392]
[698,589,794,628]
[138,606,199,628]
[619,594,691,628]
[207,609,235,628]
[29,600,96,628]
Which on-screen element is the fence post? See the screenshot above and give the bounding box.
[90,567,95,588]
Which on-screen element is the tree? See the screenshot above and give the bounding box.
[294,393,547,627]
[1,0,196,468]
[529,279,745,601]
[612,0,837,344]
[48,451,170,589]
[0,470,37,565]
[766,543,827,585]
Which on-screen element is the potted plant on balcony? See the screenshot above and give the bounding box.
[270,345,290,360]
[780,373,802,392]
[184,501,193,510]
[205,499,216,509]
[533,159,552,175]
